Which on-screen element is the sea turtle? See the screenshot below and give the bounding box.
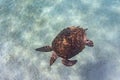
[35,26,94,66]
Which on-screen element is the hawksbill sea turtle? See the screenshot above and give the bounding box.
[35,26,94,66]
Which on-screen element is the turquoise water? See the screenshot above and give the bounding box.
[0,0,120,80]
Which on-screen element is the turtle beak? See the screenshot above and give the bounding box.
[85,40,94,47]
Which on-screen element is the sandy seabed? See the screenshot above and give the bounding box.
[0,0,120,80]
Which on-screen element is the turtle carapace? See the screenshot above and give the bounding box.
[35,26,94,66]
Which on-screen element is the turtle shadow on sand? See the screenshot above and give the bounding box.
[35,26,94,67]
[78,60,112,80]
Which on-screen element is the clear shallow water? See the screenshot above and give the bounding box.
[0,0,120,80]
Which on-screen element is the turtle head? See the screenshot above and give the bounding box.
[84,28,88,31]
[85,39,94,47]
[83,28,94,47]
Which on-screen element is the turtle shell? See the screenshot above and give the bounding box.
[52,26,86,59]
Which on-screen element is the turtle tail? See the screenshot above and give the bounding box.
[35,46,53,52]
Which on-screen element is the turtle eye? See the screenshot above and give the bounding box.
[86,39,89,41]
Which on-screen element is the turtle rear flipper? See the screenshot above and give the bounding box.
[50,52,58,66]
[35,46,52,52]
[62,59,77,66]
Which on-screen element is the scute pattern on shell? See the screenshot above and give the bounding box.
[52,26,86,59]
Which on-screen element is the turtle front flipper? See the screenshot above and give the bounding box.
[62,59,77,66]
[35,46,52,52]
